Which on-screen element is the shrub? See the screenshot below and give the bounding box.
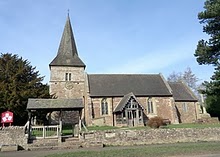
[147,116,163,128]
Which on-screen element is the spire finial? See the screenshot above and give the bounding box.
[67,9,70,17]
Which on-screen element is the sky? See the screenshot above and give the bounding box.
[0,0,214,84]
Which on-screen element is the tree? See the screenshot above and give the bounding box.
[0,53,50,125]
[167,71,182,82]
[194,0,220,119]
[182,67,200,91]
[167,67,199,94]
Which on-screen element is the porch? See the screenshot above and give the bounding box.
[114,92,147,127]
[26,98,84,143]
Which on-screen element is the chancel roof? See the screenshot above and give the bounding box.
[88,74,172,97]
[49,15,85,67]
[169,82,198,102]
[27,98,84,110]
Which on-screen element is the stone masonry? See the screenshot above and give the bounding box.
[0,127,27,150]
[82,127,220,146]
[1,126,220,150]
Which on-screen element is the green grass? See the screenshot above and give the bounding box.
[32,123,220,137]
[168,123,220,129]
[82,123,220,131]
[32,129,58,137]
[45,141,220,157]
[62,125,119,135]
[62,125,73,135]
[83,125,119,131]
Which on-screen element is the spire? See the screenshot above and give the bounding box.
[50,15,85,67]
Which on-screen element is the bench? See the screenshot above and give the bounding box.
[162,119,171,125]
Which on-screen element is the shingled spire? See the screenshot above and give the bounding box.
[50,15,85,67]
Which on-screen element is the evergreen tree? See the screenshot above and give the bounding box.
[195,0,220,119]
[0,53,50,125]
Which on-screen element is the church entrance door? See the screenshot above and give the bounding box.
[127,109,139,127]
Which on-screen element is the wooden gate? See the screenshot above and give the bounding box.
[30,125,60,139]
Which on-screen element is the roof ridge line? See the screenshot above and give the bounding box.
[88,73,160,75]
[160,73,173,95]
[181,82,198,101]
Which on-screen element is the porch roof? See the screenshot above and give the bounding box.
[27,98,84,110]
[114,92,144,112]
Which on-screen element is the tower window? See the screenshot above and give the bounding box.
[65,73,72,81]
[69,73,71,81]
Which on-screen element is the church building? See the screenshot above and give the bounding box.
[27,15,199,127]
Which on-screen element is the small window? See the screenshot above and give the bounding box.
[147,98,154,113]
[65,73,72,81]
[65,73,68,81]
[101,98,108,115]
[182,102,188,112]
[69,73,71,81]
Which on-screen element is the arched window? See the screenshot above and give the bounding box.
[101,98,108,115]
[182,102,188,112]
[147,98,154,113]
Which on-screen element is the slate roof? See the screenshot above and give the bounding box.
[27,98,84,110]
[49,15,85,67]
[88,74,172,97]
[169,82,198,102]
[114,92,144,112]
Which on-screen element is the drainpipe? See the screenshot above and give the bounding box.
[194,102,198,121]
[112,97,115,126]
[83,96,85,125]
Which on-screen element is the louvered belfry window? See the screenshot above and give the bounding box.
[65,73,72,81]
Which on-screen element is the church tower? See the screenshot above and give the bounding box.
[49,15,86,99]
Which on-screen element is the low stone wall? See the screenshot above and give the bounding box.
[1,126,220,150]
[0,126,27,150]
[82,128,220,146]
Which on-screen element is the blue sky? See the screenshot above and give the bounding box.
[0,0,214,84]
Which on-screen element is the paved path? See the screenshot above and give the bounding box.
[1,147,220,157]
[0,149,77,157]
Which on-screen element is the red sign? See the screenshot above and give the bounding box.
[1,111,13,123]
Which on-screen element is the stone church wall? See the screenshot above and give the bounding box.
[49,111,80,125]
[49,66,85,98]
[155,97,175,122]
[49,66,85,124]
[175,102,199,123]
[90,96,177,126]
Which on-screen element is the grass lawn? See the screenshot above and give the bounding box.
[45,141,220,157]
[82,123,220,131]
[61,123,220,135]
[168,123,220,129]
[32,123,219,137]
